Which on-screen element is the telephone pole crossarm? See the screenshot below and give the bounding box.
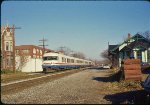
[38,37,48,55]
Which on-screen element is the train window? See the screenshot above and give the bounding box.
[67,58,70,63]
[75,60,77,63]
[71,59,74,63]
[62,57,66,62]
[64,58,66,62]
[77,60,82,63]
[43,56,58,61]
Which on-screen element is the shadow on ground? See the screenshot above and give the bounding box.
[92,70,122,82]
[104,90,150,104]
[142,68,150,74]
[92,69,150,104]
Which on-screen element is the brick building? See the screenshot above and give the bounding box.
[15,45,54,72]
[1,24,54,72]
[15,45,53,59]
[1,25,15,70]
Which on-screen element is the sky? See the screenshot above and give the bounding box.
[1,1,150,60]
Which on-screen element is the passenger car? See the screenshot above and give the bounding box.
[42,52,94,72]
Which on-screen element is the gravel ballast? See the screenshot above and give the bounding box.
[1,69,112,104]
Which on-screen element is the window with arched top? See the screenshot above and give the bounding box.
[40,50,42,54]
[10,42,13,51]
[6,42,9,51]
[33,48,36,54]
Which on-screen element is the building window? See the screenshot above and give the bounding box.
[40,50,42,55]
[23,49,29,54]
[33,48,36,54]
[6,42,9,51]
[10,42,13,51]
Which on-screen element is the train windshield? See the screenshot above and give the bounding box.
[43,56,58,61]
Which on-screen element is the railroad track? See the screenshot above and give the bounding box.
[1,69,85,95]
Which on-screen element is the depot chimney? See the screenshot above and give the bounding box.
[128,33,131,39]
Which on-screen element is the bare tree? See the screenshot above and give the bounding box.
[72,52,86,59]
[100,49,110,60]
[18,55,29,70]
[57,46,86,59]
[100,49,111,64]
[57,46,72,55]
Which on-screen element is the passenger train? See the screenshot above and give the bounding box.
[42,52,94,72]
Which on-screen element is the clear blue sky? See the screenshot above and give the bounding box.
[1,1,150,60]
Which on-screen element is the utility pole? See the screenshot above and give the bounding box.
[39,37,48,56]
[8,25,21,72]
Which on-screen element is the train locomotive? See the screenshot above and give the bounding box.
[42,52,94,72]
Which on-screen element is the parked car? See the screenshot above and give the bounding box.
[103,65,110,69]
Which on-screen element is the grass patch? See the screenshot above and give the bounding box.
[1,69,15,74]
[1,70,28,83]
